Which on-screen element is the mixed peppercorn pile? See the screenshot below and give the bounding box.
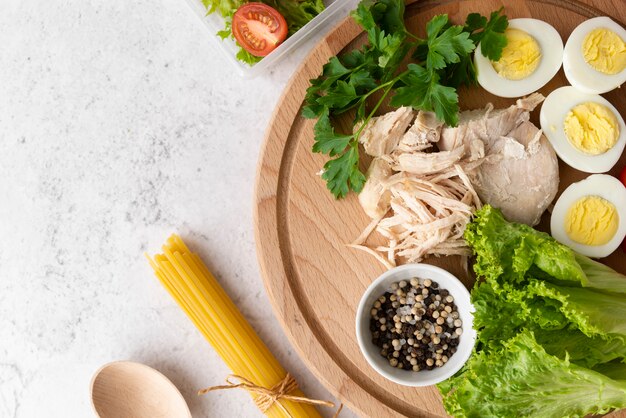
[369,278,463,371]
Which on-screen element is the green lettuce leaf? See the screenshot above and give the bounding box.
[536,328,626,369]
[236,47,263,65]
[202,0,245,17]
[446,205,626,417]
[466,205,626,293]
[472,280,567,341]
[440,331,626,418]
[574,253,626,294]
[529,281,626,339]
[471,280,527,344]
[473,279,626,368]
[593,361,626,380]
[269,0,325,35]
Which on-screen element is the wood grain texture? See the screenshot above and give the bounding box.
[254,1,626,417]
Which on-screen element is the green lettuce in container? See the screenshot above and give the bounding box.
[202,0,326,65]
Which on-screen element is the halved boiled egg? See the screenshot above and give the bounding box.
[540,86,626,173]
[563,17,626,94]
[475,18,563,98]
[551,174,626,258]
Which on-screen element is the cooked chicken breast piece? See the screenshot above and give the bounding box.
[357,107,415,156]
[359,157,393,219]
[439,93,544,153]
[393,145,465,175]
[396,111,443,153]
[438,93,558,226]
[475,122,559,226]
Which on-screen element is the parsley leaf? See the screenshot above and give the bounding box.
[391,63,430,106]
[465,13,488,32]
[302,56,357,118]
[301,104,322,119]
[317,80,359,110]
[378,33,411,76]
[440,55,478,88]
[440,9,507,88]
[352,0,405,35]
[322,145,365,198]
[310,107,365,198]
[466,8,508,60]
[393,15,470,124]
[322,57,353,84]
[391,64,459,126]
[312,109,354,156]
[353,0,408,78]
[425,15,475,71]
[352,0,377,31]
[349,69,378,92]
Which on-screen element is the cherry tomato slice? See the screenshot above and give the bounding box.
[232,3,288,57]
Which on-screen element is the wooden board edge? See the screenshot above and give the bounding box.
[252,15,409,418]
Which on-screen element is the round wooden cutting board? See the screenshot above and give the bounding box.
[254,1,626,416]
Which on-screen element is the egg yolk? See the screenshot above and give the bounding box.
[582,28,626,75]
[492,28,542,80]
[563,102,619,155]
[565,196,619,246]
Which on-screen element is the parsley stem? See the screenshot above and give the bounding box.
[359,78,397,103]
[405,31,424,43]
[354,83,394,142]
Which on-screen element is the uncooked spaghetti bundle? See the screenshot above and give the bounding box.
[147,234,332,418]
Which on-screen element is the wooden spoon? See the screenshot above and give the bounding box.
[91,361,192,418]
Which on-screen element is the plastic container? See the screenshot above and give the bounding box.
[183,0,360,77]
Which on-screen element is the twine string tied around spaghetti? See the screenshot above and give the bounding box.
[199,373,343,418]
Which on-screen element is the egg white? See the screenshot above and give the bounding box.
[540,86,626,173]
[475,18,564,98]
[551,174,626,258]
[563,17,626,94]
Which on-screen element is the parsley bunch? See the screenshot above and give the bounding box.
[303,0,508,198]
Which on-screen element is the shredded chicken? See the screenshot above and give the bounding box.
[353,94,559,268]
[392,146,465,175]
[354,110,483,267]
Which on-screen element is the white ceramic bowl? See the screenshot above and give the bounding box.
[355,264,476,387]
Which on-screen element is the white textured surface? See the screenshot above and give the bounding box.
[0,1,357,417]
